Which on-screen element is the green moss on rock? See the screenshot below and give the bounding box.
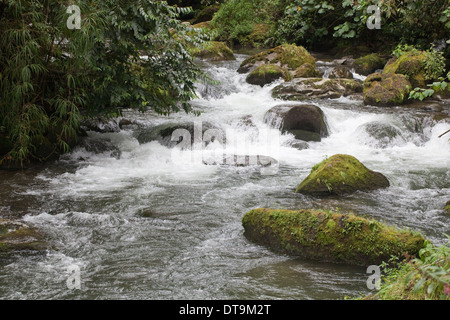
[294,63,320,78]
[189,41,235,61]
[242,208,426,266]
[363,72,412,107]
[296,154,390,196]
[354,53,386,76]
[383,52,427,88]
[246,64,292,86]
[238,44,315,74]
[445,201,450,212]
[0,218,49,253]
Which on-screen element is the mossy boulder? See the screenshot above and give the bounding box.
[295,154,390,196]
[237,44,315,74]
[189,41,235,61]
[264,104,328,142]
[353,53,386,76]
[272,78,363,100]
[445,201,450,212]
[242,208,426,266]
[293,63,320,78]
[363,72,412,107]
[383,52,427,88]
[0,218,49,253]
[246,64,292,86]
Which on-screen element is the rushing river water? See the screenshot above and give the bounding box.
[0,53,449,300]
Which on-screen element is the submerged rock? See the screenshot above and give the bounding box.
[246,64,292,87]
[242,208,426,266]
[264,104,328,142]
[295,154,390,196]
[0,218,49,253]
[353,53,386,76]
[356,121,405,148]
[363,73,412,107]
[237,44,315,74]
[272,78,363,100]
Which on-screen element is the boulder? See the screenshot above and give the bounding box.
[328,66,353,79]
[237,44,315,74]
[136,122,223,148]
[191,5,220,24]
[295,154,390,196]
[272,78,363,101]
[246,64,292,87]
[0,218,49,253]
[264,104,328,142]
[242,208,426,266]
[363,72,412,107]
[189,41,235,61]
[383,52,427,88]
[445,201,450,212]
[293,63,321,78]
[353,53,386,76]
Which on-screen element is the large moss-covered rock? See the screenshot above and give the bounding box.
[353,53,386,76]
[363,72,412,107]
[296,154,390,196]
[263,104,328,142]
[242,208,426,266]
[237,44,315,74]
[189,41,235,61]
[272,78,363,100]
[0,218,49,253]
[445,201,450,212]
[246,64,292,86]
[383,52,427,88]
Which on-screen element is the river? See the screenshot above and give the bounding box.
[0,52,449,300]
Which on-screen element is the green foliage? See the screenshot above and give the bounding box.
[374,235,450,300]
[272,0,450,48]
[0,0,208,165]
[210,0,280,46]
[409,72,450,101]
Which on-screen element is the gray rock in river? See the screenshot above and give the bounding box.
[136,122,224,148]
[0,218,50,253]
[272,78,363,100]
[264,104,329,142]
[356,121,406,148]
